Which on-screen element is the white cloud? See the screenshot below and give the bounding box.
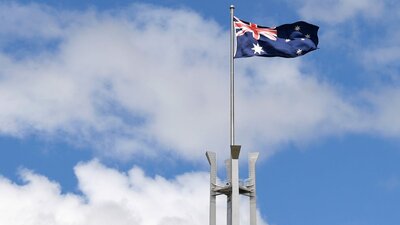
[380,176,400,191]
[0,3,230,159]
[363,46,400,66]
[294,0,385,24]
[0,3,400,161]
[361,87,400,136]
[233,59,361,155]
[0,2,63,39]
[360,28,400,77]
[0,160,268,225]
[292,0,400,74]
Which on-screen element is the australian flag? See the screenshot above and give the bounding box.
[234,17,319,58]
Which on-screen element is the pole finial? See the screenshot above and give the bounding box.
[230,5,235,9]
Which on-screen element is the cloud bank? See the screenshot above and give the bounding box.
[0,160,268,225]
[0,2,399,160]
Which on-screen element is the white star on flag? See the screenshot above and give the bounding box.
[296,49,303,55]
[251,43,264,54]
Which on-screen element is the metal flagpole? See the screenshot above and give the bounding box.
[230,5,235,146]
[229,6,240,225]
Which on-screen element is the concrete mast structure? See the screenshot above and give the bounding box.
[206,146,259,225]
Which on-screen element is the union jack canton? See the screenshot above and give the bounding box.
[234,16,319,58]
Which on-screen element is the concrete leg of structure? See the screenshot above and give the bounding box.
[206,151,217,225]
[225,158,232,225]
[248,153,259,225]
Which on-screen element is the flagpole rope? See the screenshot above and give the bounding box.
[230,5,235,146]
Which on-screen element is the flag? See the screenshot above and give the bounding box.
[234,17,319,58]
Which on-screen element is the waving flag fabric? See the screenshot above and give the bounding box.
[234,17,319,58]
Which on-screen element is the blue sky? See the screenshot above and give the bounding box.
[0,0,399,225]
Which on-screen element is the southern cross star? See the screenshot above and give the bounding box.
[296,49,303,55]
[295,25,301,31]
[251,43,264,55]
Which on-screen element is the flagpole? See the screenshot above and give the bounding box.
[230,5,235,146]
